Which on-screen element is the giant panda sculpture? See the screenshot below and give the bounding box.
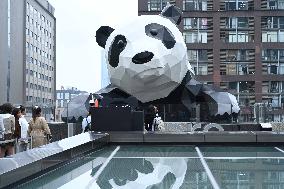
[94,4,240,122]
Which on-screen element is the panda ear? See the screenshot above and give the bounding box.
[160,4,182,25]
[96,26,115,48]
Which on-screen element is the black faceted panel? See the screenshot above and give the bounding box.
[161,4,182,25]
[145,23,176,49]
[108,35,127,68]
[132,51,154,64]
[96,26,114,48]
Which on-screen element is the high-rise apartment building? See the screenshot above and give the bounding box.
[139,0,284,122]
[0,0,56,120]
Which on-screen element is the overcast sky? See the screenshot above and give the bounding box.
[48,0,138,93]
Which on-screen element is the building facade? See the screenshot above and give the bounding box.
[0,0,56,121]
[55,87,88,122]
[138,0,284,122]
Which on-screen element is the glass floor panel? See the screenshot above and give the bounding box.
[15,145,284,189]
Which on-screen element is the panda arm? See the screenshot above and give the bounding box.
[95,84,132,100]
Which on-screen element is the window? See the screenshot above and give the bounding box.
[183,0,208,11]
[262,31,280,42]
[262,49,284,75]
[266,0,284,9]
[30,5,33,12]
[221,17,254,43]
[183,18,211,43]
[187,49,212,75]
[220,49,255,75]
[147,0,169,11]
[239,81,255,93]
[224,0,249,10]
[184,18,208,29]
[26,2,29,12]
[262,17,284,42]
[65,93,70,99]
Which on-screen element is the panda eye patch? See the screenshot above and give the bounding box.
[145,23,176,49]
[150,29,158,36]
[108,35,127,68]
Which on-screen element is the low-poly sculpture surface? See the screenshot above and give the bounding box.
[95,4,240,121]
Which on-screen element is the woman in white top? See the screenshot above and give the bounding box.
[19,105,29,139]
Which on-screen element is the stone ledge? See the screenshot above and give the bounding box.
[204,131,256,143]
[0,132,109,189]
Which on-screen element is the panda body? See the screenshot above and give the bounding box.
[95,4,240,119]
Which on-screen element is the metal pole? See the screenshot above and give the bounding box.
[66,101,69,125]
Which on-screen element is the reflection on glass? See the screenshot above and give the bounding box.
[89,158,213,189]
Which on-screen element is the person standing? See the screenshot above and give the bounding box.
[12,108,21,139]
[0,105,5,140]
[144,105,156,131]
[12,107,28,152]
[19,105,29,139]
[82,111,91,133]
[18,105,29,151]
[0,103,15,157]
[28,106,51,148]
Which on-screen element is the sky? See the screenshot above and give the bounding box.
[47,0,138,93]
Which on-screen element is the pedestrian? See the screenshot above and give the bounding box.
[19,105,29,139]
[28,106,51,148]
[144,105,156,131]
[12,108,21,139]
[0,103,15,157]
[82,110,91,133]
[0,105,4,140]
[12,107,28,152]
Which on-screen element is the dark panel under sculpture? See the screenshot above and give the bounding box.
[91,107,144,131]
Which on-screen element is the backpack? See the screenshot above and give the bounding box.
[3,115,15,140]
[84,117,91,132]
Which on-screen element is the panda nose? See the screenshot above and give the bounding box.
[132,51,154,64]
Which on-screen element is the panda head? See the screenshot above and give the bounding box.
[96,4,191,103]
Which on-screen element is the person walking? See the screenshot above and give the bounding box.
[0,103,15,157]
[28,106,51,148]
